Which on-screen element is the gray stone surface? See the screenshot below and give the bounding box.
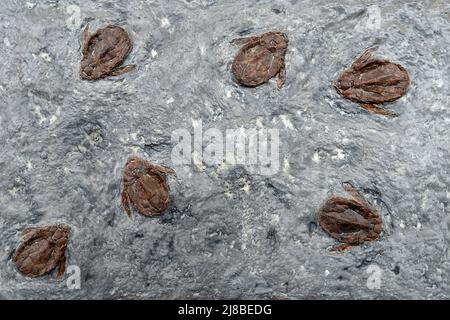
[0,0,449,299]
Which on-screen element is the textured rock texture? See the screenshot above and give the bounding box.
[0,0,449,299]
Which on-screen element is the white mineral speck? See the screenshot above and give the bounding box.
[241,179,250,193]
[8,187,19,196]
[331,148,346,160]
[312,152,320,163]
[255,117,263,128]
[160,17,170,28]
[283,157,290,173]
[279,115,294,130]
[3,37,11,47]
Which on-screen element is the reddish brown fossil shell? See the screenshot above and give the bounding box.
[318,182,382,251]
[231,31,288,88]
[335,47,409,117]
[13,224,70,278]
[121,156,176,218]
[80,24,135,80]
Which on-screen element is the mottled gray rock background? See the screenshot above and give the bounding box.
[0,0,448,299]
